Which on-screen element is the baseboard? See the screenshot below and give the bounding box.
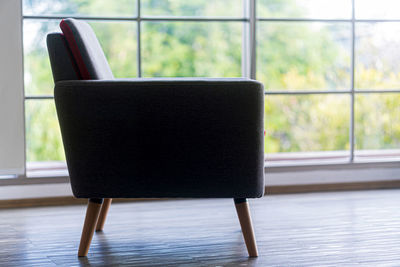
[0,197,162,209]
[1,180,400,209]
[266,180,400,194]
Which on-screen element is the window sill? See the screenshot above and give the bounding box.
[26,161,68,178]
[24,150,400,177]
[265,149,400,168]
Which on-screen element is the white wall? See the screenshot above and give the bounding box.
[0,0,25,175]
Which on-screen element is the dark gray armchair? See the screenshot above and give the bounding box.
[47,18,264,257]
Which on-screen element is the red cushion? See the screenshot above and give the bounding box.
[60,19,91,79]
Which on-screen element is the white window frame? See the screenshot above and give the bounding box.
[1,0,400,187]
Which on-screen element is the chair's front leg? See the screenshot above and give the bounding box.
[78,198,103,257]
[234,198,258,257]
[96,198,112,231]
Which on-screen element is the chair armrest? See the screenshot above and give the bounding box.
[54,78,265,198]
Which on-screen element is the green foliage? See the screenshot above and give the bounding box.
[89,22,137,78]
[142,22,241,77]
[141,0,242,17]
[265,95,350,153]
[23,0,400,162]
[25,100,65,162]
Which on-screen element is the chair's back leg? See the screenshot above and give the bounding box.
[96,198,112,231]
[234,198,259,257]
[78,198,103,257]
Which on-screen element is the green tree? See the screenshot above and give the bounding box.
[23,0,400,162]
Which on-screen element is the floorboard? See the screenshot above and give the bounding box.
[0,189,400,266]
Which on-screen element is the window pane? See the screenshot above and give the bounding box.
[89,21,137,78]
[25,100,65,163]
[257,22,351,91]
[142,22,242,77]
[257,0,351,19]
[23,0,137,17]
[141,0,242,17]
[23,19,59,96]
[265,95,350,162]
[355,94,400,158]
[356,0,400,19]
[355,23,400,90]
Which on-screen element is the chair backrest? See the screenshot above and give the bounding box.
[47,18,114,82]
[47,33,79,82]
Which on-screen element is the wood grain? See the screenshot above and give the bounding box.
[0,189,399,265]
[78,200,102,257]
[96,198,112,231]
[234,200,258,257]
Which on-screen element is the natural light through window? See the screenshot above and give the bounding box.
[21,0,400,177]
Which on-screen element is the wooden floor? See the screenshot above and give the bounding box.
[0,189,400,266]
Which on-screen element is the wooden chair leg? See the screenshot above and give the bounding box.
[78,198,103,257]
[234,198,258,257]
[96,198,112,231]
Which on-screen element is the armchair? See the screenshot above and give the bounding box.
[47,18,264,257]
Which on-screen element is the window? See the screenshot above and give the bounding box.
[18,0,400,180]
[258,0,400,165]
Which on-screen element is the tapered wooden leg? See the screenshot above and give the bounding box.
[96,198,112,231]
[78,198,103,257]
[234,198,258,257]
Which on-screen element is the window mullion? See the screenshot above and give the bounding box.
[249,0,256,79]
[137,0,141,78]
[350,0,356,162]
